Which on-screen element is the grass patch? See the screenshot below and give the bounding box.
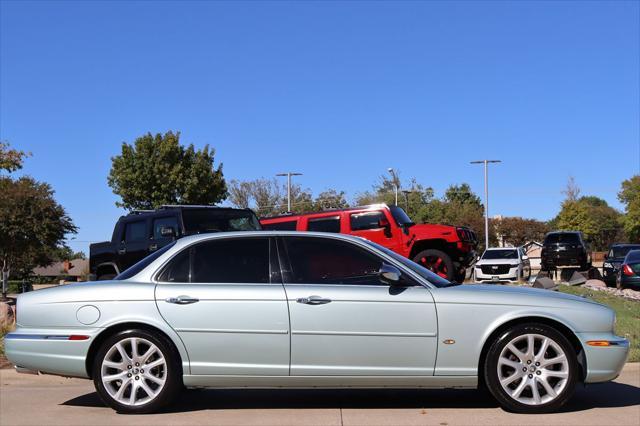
[559,286,640,362]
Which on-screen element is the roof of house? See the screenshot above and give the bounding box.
[32,258,89,277]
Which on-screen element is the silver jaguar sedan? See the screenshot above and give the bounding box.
[5,232,629,414]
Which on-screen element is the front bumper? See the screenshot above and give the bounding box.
[578,332,630,383]
[474,266,519,283]
[4,328,98,378]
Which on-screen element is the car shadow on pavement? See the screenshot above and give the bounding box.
[62,381,640,414]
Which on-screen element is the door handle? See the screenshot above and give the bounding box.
[296,295,331,305]
[118,248,126,255]
[149,244,158,252]
[165,295,199,305]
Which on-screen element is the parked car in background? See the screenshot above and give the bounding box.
[89,206,261,280]
[616,249,640,290]
[5,231,629,414]
[260,204,477,281]
[541,231,591,271]
[474,247,531,283]
[603,244,640,287]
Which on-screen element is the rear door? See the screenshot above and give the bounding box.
[280,235,438,376]
[121,219,151,269]
[155,237,290,375]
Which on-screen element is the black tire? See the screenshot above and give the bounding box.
[92,329,182,414]
[412,249,455,281]
[97,274,116,281]
[484,323,578,414]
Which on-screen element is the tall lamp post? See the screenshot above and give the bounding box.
[470,160,501,249]
[387,168,399,206]
[276,172,303,212]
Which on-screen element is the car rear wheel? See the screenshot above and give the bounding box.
[484,323,578,413]
[412,249,454,281]
[93,329,181,414]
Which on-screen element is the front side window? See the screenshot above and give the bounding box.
[350,211,385,231]
[158,238,270,284]
[307,216,340,233]
[125,221,147,242]
[181,209,261,233]
[283,237,383,285]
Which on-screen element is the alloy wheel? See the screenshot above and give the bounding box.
[497,333,570,405]
[100,337,167,406]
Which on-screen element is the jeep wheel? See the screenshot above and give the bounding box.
[413,249,454,280]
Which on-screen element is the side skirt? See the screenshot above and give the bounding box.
[183,375,477,389]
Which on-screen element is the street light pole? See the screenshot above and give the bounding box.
[276,172,302,212]
[387,168,399,206]
[470,160,501,249]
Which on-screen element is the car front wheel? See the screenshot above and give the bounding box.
[484,323,578,413]
[93,329,181,414]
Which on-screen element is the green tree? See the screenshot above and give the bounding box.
[0,176,77,297]
[0,141,30,173]
[314,189,349,210]
[554,196,622,250]
[618,175,640,242]
[108,131,227,210]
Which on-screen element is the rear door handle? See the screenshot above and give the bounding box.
[118,248,126,255]
[149,244,158,252]
[296,295,332,305]
[165,295,199,305]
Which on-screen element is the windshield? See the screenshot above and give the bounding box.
[115,242,176,280]
[182,209,261,234]
[389,206,414,227]
[609,245,640,259]
[544,233,580,244]
[362,239,454,288]
[482,249,518,260]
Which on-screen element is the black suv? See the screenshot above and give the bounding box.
[602,243,640,286]
[541,231,592,271]
[90,205,261,280]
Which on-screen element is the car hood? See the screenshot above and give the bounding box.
[431,283,602,308]
[409,223,458,237]
[476,258,519,266]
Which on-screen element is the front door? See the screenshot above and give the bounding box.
[348,210,404,254]
[155,237,290,376]
[279,235,438,376]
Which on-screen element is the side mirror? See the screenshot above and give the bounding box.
[160,226,176,238]
[379,263,401,285]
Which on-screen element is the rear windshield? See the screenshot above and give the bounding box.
[609,245,640,259]
[482,249,518,260]
[116,242,176,280]
[182,209,261,234]
[626,250,640,263]
[544,233,580,245]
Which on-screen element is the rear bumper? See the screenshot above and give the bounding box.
[577,332,629,383]
[4,328,97,378]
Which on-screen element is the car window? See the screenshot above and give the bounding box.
[482,249,518,260]
[117,242,176,280]
[125,221,147,242]
[283,236,383,285]
[307,216,340,233]
[609,246,640,258]
[160,238,270,284]
[181,208,261,233]
[153,216,179,239]
[350,211,385,231]
[544,233,580,245]
[262,220,297,231]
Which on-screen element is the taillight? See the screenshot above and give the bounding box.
[622,264,635,276]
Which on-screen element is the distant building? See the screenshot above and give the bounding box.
[32,258,89,283]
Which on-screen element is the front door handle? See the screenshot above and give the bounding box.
[118,248,126,255]
[149,244,158,252]
[165,295,199,305]
[296,295,332,305]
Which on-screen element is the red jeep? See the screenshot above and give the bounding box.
[260,204,477,282]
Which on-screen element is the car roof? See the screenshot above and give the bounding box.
[174,230,366,246]
[546,231,580,235]
[611,243,640,247]
[260,204,391,220]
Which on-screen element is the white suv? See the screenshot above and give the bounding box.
[474,247,531,283]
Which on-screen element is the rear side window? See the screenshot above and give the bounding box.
[153,216,179,239]
[262,220,297,231]
[125,221,147,242]
[158,238,270,284]
[307,216,340,233]
[350,211,385,231]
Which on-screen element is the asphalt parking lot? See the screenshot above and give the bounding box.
[1,364,638,426]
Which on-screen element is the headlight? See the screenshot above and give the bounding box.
[603,262,613,268]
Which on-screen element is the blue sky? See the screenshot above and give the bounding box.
[1,0,639,254]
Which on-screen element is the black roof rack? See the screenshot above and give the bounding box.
[261,203,391,220]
